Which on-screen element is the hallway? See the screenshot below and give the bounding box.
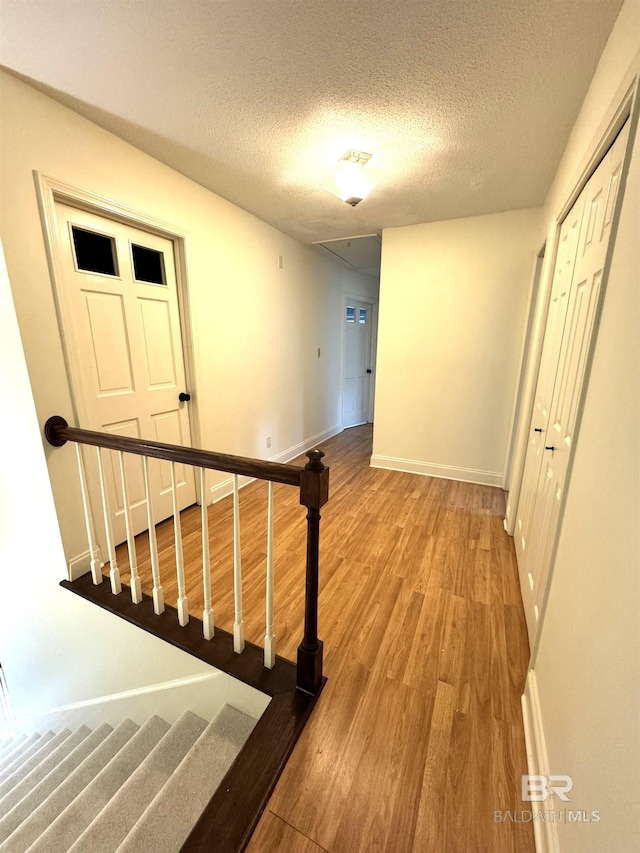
[112,424,534,852]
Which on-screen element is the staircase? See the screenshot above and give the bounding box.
[0,706,256,853]
[28,418,330,850]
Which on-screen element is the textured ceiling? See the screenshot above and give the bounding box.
[316,236,382,278]
[0,0,623,244]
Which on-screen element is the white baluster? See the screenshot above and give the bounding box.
[171,462,189,626]
[75,444,102,585]
[233,474,245,653]
[0,666,15,740]
[264,481,275,669]
[142,457,164,615]
[118,451,142,604]
[200,468,214,640]
[96,448,121,594]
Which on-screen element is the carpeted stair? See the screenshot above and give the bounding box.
[0,705,256,853]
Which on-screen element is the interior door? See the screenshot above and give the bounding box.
[514,191,586,575]
[54,203,196,545]
[342,299,372,428]
[515,121,630,644]
[524,122,630,640]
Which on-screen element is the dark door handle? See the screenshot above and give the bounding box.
[366,369,372,374]
[534,428,543,433]
[545,445,555,451]
[178,392,191,402]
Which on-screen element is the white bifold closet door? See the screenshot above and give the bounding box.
[515,120,630,646]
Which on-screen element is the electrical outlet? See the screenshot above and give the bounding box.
[266,436,272,448]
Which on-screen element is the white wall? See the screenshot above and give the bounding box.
[372,208,541,485]
[0,240,220,720]
[540,0,640,232]
[0,69,374,566]
[527,2,640,849]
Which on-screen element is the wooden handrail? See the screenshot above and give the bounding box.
[45,416,303,487]
[45,414,328,695]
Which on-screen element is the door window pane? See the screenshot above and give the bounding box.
[346,305,355,323]
[72,226,117,276]
[359,308,368,324]
[131,244,166,285]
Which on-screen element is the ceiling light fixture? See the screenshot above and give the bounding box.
[322,150,374,206]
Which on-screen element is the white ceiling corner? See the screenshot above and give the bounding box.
[0,0,624,245]
[315,235,381,277]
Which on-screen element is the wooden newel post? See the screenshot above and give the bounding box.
[297,448,329,695]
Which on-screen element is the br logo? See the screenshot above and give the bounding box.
[521,775,573,802]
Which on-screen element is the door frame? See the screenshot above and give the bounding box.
[503,241,547,527]
[506,76,639,658]
[34,175,202,530]
[342,291,379,426]
[34,173,200,447]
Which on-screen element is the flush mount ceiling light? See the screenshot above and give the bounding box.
[322,150,375,206]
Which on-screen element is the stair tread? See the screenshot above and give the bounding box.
[116,705,258,853]
[0,738,25,765]
[0,724,112,846]
[26,717,168,853]
[1,702,258,853]
[0,731,64,795]
[0,734,42,778]
[69,711,208,853]
[0,726,90,819]
[1,720,138,853]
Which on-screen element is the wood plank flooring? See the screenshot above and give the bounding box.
[111,424,534,852]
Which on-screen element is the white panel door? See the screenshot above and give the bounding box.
[514,191,586,573]
[54,204,196,544]
[342,299,372,428]
[516,121,630,644]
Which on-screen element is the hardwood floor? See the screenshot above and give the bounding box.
[111,424,534,852]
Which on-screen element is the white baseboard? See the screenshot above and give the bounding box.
[370,454,503,487]
[209,423,343,505]
[13,671,270,736]
[269,423,343,465]
[68,548,103,581]
[209,473,254,504]
[522,671,559,853]
[504,501,516,535]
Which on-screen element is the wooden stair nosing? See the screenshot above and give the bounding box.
[180,685,325,853]
[60,576,297,697]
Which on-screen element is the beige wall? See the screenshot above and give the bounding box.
[372,208,541,484]
[0,69,376,565]
[530,2,640,849]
